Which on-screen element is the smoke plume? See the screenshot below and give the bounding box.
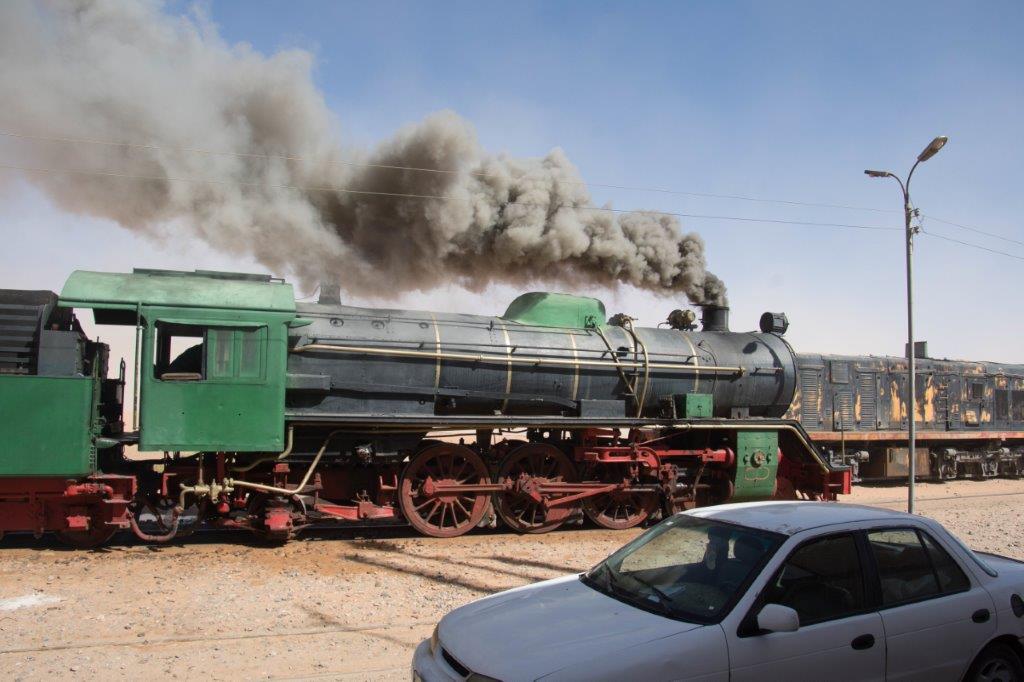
[0,0,727,305]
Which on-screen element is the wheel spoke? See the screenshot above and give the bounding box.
[413,497,436,512]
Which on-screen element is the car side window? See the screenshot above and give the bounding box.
[761,533,866,626]
[920,532,971,593]
[867,528,968,606]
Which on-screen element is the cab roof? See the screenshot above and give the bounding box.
[687,501,916,535]
[59,269,295,314]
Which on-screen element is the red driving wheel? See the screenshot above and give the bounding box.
[399,443,490,538]
[494,443,578,534]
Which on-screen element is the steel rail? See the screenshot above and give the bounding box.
[0,619,438,656]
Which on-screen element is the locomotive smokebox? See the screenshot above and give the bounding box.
[700,304,729,332]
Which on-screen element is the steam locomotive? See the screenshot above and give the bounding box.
[0,269,1017,547]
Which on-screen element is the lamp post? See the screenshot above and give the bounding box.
[865,135,948,514]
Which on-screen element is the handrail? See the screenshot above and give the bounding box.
[291,342,751,374]
[593,325,639,398]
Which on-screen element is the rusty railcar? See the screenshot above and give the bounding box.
[788,351,1024,480]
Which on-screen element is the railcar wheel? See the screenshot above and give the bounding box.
[582,490,659,530]
[253,526,295,545]
[248,495,298,545]
[773,477,797,500]
[399,444,490,538]
[494,444,577,534]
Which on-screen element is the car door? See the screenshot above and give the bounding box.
[727,532,885,682]
[865,526,997,681]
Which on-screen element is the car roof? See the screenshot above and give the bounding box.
[684,501,919,536]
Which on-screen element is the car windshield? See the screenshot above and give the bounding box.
[583,514,784,623]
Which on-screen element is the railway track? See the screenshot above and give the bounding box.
[0,619,436,656]
[855,488,1024,506]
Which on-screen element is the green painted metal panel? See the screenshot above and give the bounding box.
[732,431,779,501]
[0,375,96,476]
[677,393,713,418]
[502,292,606,329]
[138,306,289,452]
[59,270,295,313]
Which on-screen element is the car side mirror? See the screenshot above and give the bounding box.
[756,604,800,633]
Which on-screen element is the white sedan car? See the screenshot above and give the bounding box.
[413,501,1024,682]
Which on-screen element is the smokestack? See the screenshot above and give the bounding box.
[700,305,729,332]
[318,283,341,305]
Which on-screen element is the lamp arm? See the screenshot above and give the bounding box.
[903,159,921,205]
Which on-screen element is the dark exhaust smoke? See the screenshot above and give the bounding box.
[0,1,727,306]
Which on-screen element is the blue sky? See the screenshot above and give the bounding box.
[2,0,1022,365]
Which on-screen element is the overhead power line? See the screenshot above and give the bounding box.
[919,229,1024,262]
[0,161,901,232]
[0,129,897,214]
[4,156,1021,262]
[14,129,1024,247]
[8,130,1024,247]
[921,213,1024,248]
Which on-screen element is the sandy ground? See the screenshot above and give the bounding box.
[2,479,1023,681]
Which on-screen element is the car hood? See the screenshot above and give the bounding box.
[437,574,700,680]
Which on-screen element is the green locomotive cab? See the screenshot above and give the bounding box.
[60,269,296,452]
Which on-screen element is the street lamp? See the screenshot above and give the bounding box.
[865,135,948,514]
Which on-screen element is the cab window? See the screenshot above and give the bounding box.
[206,327,266,380]
[153,322,205,380]
[762,533,867,626]
[868,528,969,605]
[154,323,265,382]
